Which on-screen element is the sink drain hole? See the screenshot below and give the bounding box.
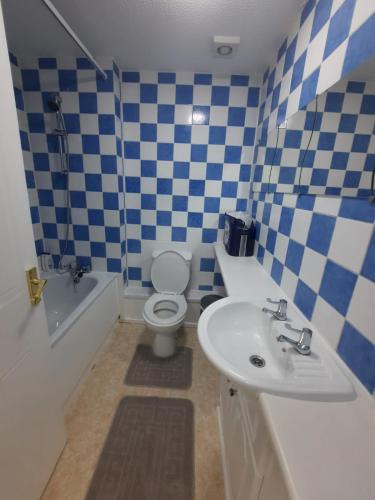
[249,355,266,368]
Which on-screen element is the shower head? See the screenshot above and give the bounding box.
[48,94,62,112]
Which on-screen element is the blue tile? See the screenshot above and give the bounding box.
[299,68,320,109]
[55,207,68,224]
[338,322,375,393]
[325,91,345,112]
[306,213,336,256]
[339,198,375,223]
[27,113,45,133]
[294,280,317,320]
[239,165,251,182]
[33,153,49,171]
[70,191,87,208]
[360,95,375,115]
[296,195,315,211]
[361,229,375,282]
[191,144,207,162]
[84,173,101,192]
[128,267,142,280]
[42,223,58,239]
[19,130,30,151]
[79,92,98,113]
[209,126,226,144]
[141,194,156,210]
[285,239,305,275]
[228,107,246,126]
[51,172,67,190]
[192,105,210,125]
[82,135,100,154]
[90,242,106,258]
[317,131,336,150]
[290,50,307,92]
[157,178,172,194]
[330,151,349,170]
[347,81,366,93]
[157,104,174,123]
[142,225,156,240]
[126,209,141,224]
[141,160,157,177]
[123,103,139,122]
[141,123,157,142]
[174,125,191,143]
[338,113,357,133]
[266,228,277,254]
[204,197,220,213]
[107,258,121,273]
[88,209,104,226]
[176,85,193,104]
[300,0,316,26]
[14,87,24,110]
[231,75,249,86]
[158,72,176,84]
[200,257,216,272]
[103,192,119,210]
[70,154,84,172]
[105,227,120,243]
[352,134,370,153]
[188,212,203,227]
[343,171,361,188]
[122,72,140,82]
[324,0,355,60]
[342,14,375,77]
[189,179,205,196]
[98,114,115,135]
[125,176,141,193]
[221,181,237,198]
[284,129,302,148]
[124,141,140,159]
[172,227,187,242]
[206,163,223,180]
[214,273,224,287]
[172,195,188,212]
[127,239,141,253]
[38,189,54,207]
[96,70,113,92]
[25,170,35,189]
[247,87,260,107]
[283,36,297,75]
[58,70,77,91]
[157,211,172,226]
[64,113,81,133]
[211,86,229,106]
[202,228,217,243]
[140,84,157,103]
[194,74,212,85]
[21,70,40,91]
[73,225,90,241]
[243,127,255,146]
[173,162,190,179]
[9,51,18,66]
[319,260,357,315]
[310,0,333,41]
[76,57,93,69]
[271,258,283,285]
[224,146,241,163]
[157,143,173,161]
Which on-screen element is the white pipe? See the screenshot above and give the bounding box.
[41,0,107,80]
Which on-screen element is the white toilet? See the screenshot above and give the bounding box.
[143,249,192,357]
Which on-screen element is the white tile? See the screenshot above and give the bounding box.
[328,217,372,274]
[299,247,326,292]
[280,266,298,300]
[274,232,289,264]
[311,296,345,350]
[346,276,375,345]
[290,208,312,245]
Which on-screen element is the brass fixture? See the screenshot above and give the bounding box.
[26,267,47,306]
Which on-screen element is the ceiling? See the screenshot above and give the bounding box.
[1,0,306,75]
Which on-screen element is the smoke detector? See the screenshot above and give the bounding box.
[212,36,240,58]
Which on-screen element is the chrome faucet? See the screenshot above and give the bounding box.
[262,298,288,321]
[69,262,91,284]
[277,323,312,356]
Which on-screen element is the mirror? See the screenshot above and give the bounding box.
[258,56,375,198]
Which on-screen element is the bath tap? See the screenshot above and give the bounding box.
[277,323,313,356]
[69,262,91,283]
[262,298,288,321]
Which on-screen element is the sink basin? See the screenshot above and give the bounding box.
[198,297,356,401]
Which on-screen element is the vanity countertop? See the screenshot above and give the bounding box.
[214,243,375,500]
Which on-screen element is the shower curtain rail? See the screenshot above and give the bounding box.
[41,0,107,80]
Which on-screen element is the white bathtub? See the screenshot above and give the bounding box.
[42,272,120,409]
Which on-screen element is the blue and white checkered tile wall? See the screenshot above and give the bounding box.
[248,0,375,393]
[259,0,375,136]
[122,71,260,291]
[11,54,126,275]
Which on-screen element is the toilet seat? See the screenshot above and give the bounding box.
[143,293,187,326]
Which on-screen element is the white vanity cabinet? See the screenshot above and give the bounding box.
[219,376,290,500]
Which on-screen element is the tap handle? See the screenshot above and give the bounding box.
[285,323,313,338]
[266,298,287,305]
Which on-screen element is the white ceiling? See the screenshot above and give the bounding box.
[2,0,306,75]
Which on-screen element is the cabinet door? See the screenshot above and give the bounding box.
[220,376,262,500]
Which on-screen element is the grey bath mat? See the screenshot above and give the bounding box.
[125,344,193,389]
[85,396,194,500]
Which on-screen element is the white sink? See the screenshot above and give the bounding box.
[198,297,356,401]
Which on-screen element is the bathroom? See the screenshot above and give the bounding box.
[0,0,374,498]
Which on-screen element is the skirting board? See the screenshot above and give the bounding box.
[122,287,208,325]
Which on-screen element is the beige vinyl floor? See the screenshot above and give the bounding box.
[42,322,225,500]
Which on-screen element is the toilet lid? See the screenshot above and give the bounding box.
[151,250,190,294]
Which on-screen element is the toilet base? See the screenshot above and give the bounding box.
[152,332,176,358]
